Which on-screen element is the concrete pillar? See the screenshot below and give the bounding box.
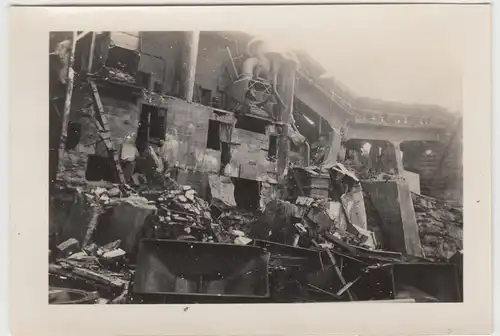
[324,129,342,164]
[277,60,298,180]
[368,143,380,170]
[392,141,404,174]
[362,180,423,257]
[178,31,199,103]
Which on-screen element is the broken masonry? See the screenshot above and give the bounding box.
[49,162,462,303]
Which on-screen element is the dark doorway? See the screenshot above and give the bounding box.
[85,154,117,182]
[233,178,260,210]
[149,107,167,140]
[201,88,212,106]
[136,104,167,152]
[206,119,221,150]
[136,71,151,89]
[268,135,278,160]
[65,121,82,150]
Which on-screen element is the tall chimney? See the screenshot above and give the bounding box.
[178,31,200,103]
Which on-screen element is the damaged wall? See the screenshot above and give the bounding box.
[194,32,240,104]
[59,79,280,202]
[399,121,462,204]
[225,125,278,181]
[145,95,214,170]
[57,89,140,185]
[139,32,183,95]
[138,31,249,107]
[430,120,463,204]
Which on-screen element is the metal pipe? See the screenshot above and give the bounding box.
[304,141,311,166]
[226,46,239,79]
[240,57,259,80]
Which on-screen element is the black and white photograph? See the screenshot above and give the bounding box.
[6,3,494,334]
[47,25,466,304]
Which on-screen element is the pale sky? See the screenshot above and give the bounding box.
[247,6,463,113]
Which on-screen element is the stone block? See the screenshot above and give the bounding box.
[57,188,100,247]
[93,196,156,253]
[102,248,126,260]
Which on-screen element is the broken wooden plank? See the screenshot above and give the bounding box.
[336,276,362,296]
[307,283,342,299]
[50,263,127,289]
[71,267,127,288]
[88,80,126,184]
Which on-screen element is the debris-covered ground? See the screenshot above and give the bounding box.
[49,163,463,304]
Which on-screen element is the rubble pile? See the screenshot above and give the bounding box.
[412,192,463,260]
[104,67,137,84]
[142,184,217,242]
[217,210,259,243]
[49,238,131,304]
[49,161,463,304]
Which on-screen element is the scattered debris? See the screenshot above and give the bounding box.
[234,236,252,245]
[102,248,126,260]
[49,160,462,303]
[56,238,80,257]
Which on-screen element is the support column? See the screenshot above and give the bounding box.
[392,141,404,174]
[277,60,298,180]
[178,31,200,103]
[324,128,342,164]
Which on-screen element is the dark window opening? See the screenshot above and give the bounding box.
[221,142,231,167]
[293,98,333,144]
[290,140,301,153]
[153,81,163,93]
[85,154,118,182]
[136,105,150,152]
[235,115,268,134]
[233,178,260,210]
[136,105,167,152]
[220,142,232,174]
[268,135,278,159]
[206,120,221,150]
[137,71,151,88]
[65,121,82,150]
[201,88,212,106]
[149,107,167,140]
[219,91,227,109]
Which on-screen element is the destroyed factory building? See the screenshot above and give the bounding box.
[49,31,464,304]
